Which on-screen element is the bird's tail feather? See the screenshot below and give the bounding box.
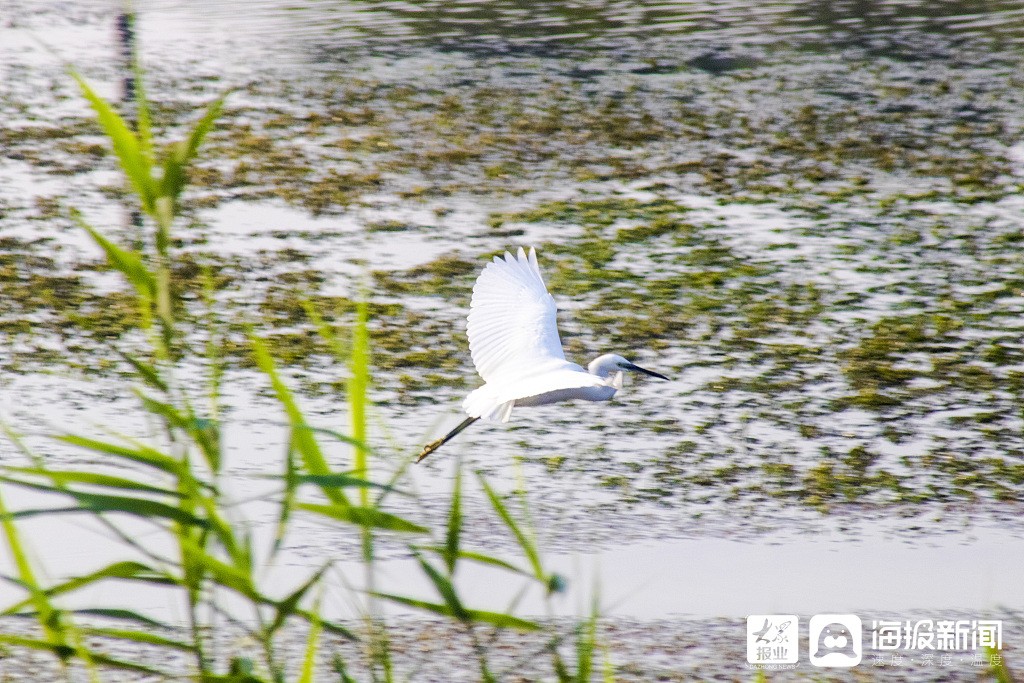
[463,385,515,423]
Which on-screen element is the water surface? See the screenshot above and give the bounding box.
[1,0,1024,648]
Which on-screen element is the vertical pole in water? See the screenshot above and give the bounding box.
[115,4,145,251]
[116,9,136,106]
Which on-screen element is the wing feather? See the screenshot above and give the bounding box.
[466,247,568,382]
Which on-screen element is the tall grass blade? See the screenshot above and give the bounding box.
[3,464,182,497]
[282,473,393,491]
[161,95,225,205]
[2,467,182,498]
[136,392,189,428]
[477,475,544,581]
[2,484,208,529]
[272,440,298,558]
[189,411,222,474]
[0,491,64,648]
[73,211,156,300]
[0,561,172,616]
[0,634,70,659]
[552,651,570,682]
[574,597,599,683]
[72,607,174,628]
[444,465,463,575]
[331,654,358,683]
[349,299,374,588]
[201,266,225,419]
[57,434,181,475]
[180,540,258,601]
[0,634,168,675]
[119,351,168,391]
[79,626,193,651]
[72,72,156,213]
[296,598,323,683]
[418,546,528,576]
[297,612,353,639]
[251,335,348,506]
[134,393,222,473]
[300,426,370,451]
[602,642,616,682]
[128,55,154,164]
[411,550,467,621]
[268,564,330,635]
[350,300,369,499]
[297,503,426,533]
[370,593,541,631]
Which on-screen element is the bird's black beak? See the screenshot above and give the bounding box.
[625,363,670,380]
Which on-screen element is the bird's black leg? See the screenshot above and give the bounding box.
[416,416,479,463]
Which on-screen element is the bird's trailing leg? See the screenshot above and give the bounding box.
[416,416,479,463]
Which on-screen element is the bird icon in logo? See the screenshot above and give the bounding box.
[752,618,772,644]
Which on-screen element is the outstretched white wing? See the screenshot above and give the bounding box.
[466,247,570,383]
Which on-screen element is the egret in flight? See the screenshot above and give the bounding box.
[416,247,669,462]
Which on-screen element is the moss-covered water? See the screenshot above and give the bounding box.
[3,1,1024,543]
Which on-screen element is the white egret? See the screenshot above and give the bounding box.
[416,246,668,462]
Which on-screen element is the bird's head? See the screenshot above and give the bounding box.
[588,353,670,388]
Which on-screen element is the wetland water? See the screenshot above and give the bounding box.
[2,0,1024,678]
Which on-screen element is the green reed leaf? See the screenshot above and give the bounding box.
[370,593,541,631]
[72,72,157,214]
[297,503,427,533]
[478,475,544,581]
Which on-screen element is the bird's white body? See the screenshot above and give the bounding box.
[464,368,620,420]
[462,248,631,422]
[515,382,618,407]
